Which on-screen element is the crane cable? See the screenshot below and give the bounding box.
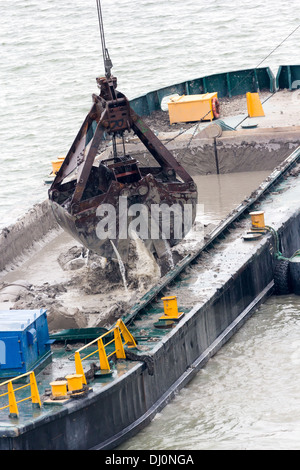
[96,0,112,78]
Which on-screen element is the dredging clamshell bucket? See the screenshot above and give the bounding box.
[48,76,197,262]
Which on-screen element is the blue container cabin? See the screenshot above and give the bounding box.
[0,309,52,379]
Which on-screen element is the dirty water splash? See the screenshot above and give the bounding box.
[129,229,161,284]
[110,240,128,292]
[85,249,90,266]
[162,234,175,270]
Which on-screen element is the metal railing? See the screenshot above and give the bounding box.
[0,371,41,418]
[74,319,136,384]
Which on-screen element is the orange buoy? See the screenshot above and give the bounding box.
[212,97,220,119]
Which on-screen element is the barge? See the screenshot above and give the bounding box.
[1,3,300,449]
[0,143,300,449]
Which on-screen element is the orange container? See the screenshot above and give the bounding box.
[168,92,218,124]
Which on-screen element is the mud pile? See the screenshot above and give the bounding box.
[0,235,162,332]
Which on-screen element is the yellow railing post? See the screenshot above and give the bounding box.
[114,327,126,359]
[7,381,18,417]
[73,321,136,376]
[0,371,42,418]
[97,337,111,370]
[115,319,137,348]
[75,351,87,385]
[29,372,42,408]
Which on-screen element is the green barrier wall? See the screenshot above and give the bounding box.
[130,67,275,116]
[276,65,300,90]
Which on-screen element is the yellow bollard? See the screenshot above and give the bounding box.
[51,160,63,175]
[50,380,68,398]
[250,211,265,229]
[160,296,183,320]
[65,374,84,392]
[246,92,265,118]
